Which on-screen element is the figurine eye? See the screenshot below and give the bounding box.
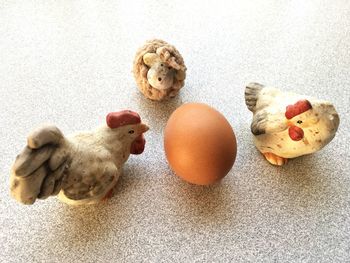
[128,130,134,134]
[158,77,162,81]
[161,64,163,66]
[297,120,303,124]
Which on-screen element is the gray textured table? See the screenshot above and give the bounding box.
[1,1,349,262]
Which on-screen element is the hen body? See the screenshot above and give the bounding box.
[245,83,339,165]
[10,111,148,205]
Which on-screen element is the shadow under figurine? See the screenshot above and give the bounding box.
[245,83,339,166]
[9,110,149,205]
[133,39,186,101]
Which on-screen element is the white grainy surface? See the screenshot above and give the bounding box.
[1,0,350,262]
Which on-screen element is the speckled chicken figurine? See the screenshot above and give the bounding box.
[9,110,149,205]
[245,83,339,166]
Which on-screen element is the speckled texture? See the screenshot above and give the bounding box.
[0,1,349,262]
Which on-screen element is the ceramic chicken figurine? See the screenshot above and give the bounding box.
[133,39,186,101]
[245,83,339,166]
[9,110,149,205]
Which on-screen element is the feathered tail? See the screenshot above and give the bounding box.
[10,125,68,204]
[245,82,264,112]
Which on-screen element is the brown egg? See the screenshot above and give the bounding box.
[164,103,237,185]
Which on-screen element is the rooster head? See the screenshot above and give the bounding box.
[106,110,149,154]
[285,100,313,141]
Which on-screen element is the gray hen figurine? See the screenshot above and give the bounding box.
[10,110,149,205]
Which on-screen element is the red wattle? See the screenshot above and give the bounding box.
[130,134,146,154]
[288,125,304,141]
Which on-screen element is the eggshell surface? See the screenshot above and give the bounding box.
[164,103,237,185]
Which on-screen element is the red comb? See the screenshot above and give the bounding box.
[106,110,141,128]
[285,100,312,119]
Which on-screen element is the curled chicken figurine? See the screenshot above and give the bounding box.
[245,83,339,166]
[133,39,186,101]
[9,110,149,205]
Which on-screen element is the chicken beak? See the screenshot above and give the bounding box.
[286,120,294,127]
[139,123,149,133]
